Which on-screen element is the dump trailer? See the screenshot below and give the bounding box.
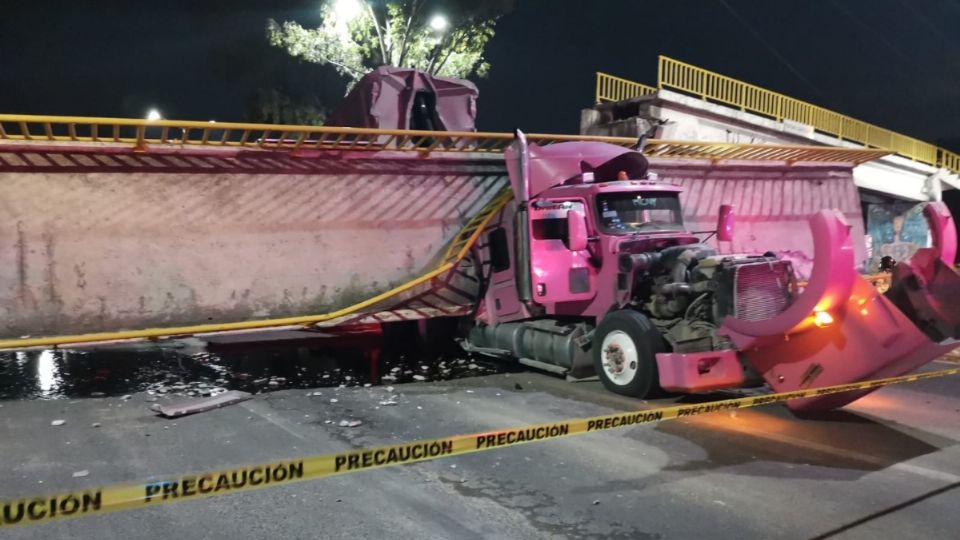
[462,133,960,411]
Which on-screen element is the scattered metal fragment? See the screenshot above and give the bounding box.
[153,390,253,418]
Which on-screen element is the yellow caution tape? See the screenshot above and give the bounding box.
[2,366,958,528]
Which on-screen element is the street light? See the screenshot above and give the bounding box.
[429,14,449,32]
[146,108,162,121]
[334,0,362,20]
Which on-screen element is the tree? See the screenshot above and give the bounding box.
[266,0,510,88]
[248,87,327,126]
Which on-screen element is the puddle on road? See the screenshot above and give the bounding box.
[0,340,518,400]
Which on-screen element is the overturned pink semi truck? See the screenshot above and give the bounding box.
[459,133,960,411]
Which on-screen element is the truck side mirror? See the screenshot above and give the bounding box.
[567,209,588,251]
[717,204,735,242]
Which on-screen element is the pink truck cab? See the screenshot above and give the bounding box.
[465,132,960,411]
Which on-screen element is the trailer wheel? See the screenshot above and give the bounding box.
[593,310,665,398]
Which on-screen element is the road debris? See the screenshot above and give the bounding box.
[91,422,101,428]
[412,375,427,381]
[339,420,362,427]
[153,390,252,418]
[379,400,398,406]
[72,470,89,478]
[50,419,65,426]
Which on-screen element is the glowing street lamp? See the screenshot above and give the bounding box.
[146,108,162,121]
[334,0,362,20]
[429,14,449,32]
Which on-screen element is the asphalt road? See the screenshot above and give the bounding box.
[2,359,960,539]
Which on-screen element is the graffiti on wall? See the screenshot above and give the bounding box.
[866,203,929,272]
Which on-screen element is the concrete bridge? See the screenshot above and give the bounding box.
[584,57,960,272]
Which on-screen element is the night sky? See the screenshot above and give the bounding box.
[1,0,959,150]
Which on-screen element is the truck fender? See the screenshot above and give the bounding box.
[923,201,957,265]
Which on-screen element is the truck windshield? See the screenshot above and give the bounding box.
[596,192,684,233]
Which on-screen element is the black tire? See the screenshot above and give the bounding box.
[593,310,665,398]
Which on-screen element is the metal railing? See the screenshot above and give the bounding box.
[657,56,942,167]
[942,149,960,174]
[595,72,657,103]
[0,114,888,165]
[592,58,959,174]
[0,114,631,155]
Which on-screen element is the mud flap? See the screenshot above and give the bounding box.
[719,202,960,412]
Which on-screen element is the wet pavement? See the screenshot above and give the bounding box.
[0,337,519,401]
[1,359,960,539]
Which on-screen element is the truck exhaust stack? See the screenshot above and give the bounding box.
[719,202,960,412]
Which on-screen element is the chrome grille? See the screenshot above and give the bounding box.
[734,261,795,321]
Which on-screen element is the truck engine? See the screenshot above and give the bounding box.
[621,245,798,355]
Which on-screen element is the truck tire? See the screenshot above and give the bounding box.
[593,310,665,398]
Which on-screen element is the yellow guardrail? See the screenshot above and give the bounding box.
[595,72,657,103]
[0,114,638,155]
[592,58,959,174]
[657,56,942,167]
[943,149,960,174]
[0,114,889,165]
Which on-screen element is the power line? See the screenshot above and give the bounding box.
[716,0,832,106]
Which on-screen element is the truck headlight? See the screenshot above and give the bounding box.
[813,310,834,328]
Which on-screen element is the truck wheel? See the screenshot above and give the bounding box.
[593,310,665,398]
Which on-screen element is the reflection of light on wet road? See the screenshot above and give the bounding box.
[36,349,59,396]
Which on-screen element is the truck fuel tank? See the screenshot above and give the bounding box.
[467,320,594,378]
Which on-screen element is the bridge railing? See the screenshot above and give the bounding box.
[656,56,943,167]
[593,57,958,173]
[595,72,657,103]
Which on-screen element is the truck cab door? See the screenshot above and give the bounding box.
[528,200,597,306]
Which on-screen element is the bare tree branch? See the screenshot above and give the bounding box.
[366,2,389,64]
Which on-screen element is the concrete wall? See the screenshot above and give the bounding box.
[0,151,507,338]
